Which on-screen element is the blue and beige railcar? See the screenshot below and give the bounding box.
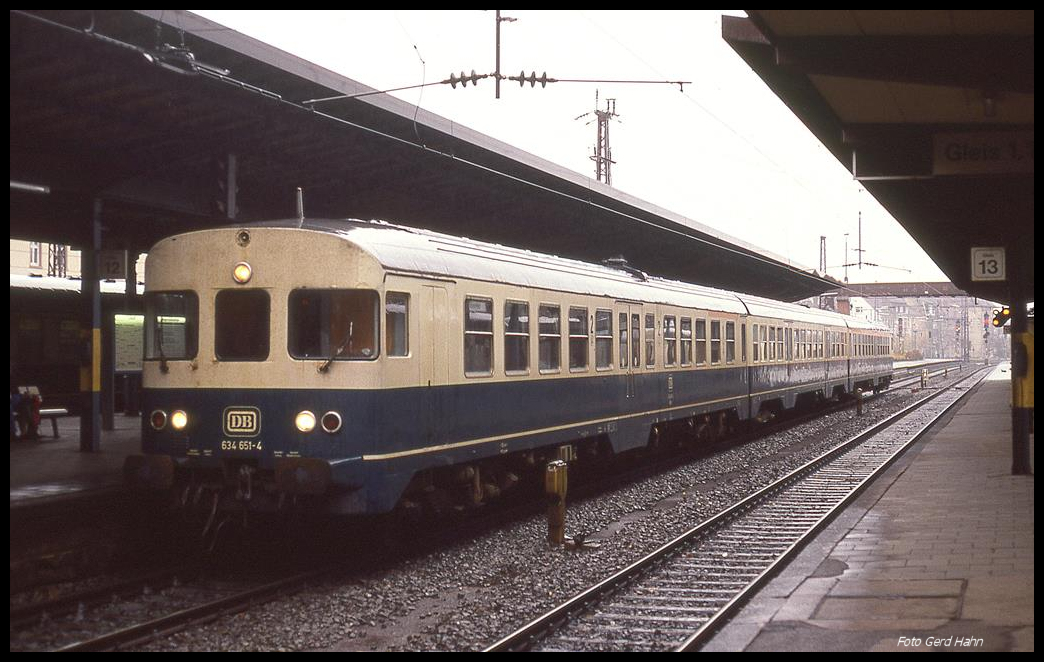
[125,219,891,515]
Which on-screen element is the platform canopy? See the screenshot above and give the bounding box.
[10,10,839,302]
[723,10,1034,304]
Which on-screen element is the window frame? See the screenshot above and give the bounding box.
[595,309,614,371]
[216,289,272,362]
[619,312,629,369]
[645,313,656,368]
[385,291,410,358]
[631,313,641,369]
[287,288,379,362]
[503,299,530,375]
[464,296,494,377]
[710,319,722,365]
[752,323,760,363]
[144,290,200,361]
[538,303,562,374]
[663,315,677,367]
[725,320,736,364]
[680,317,692,367]
[568,306,589,373]
[695,318,707,366]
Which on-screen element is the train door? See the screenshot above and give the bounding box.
[623,304,643,400]
[421,285,448,444]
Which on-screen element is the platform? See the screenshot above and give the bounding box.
[705,364,1034,652]
[9,413,142,508]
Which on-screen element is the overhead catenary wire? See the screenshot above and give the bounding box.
[302,72,687,105]
[16,10,836,292]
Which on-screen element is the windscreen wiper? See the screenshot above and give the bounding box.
[317,321,353,374]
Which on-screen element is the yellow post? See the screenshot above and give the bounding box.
[545,460,568,547]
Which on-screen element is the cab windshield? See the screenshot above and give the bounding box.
[144,291,199,360]
[288,289,379,360]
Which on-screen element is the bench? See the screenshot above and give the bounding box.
[16,386,71,439]
[40,407,71,437]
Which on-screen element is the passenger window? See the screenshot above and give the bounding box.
[539,305,561,372]
[216,290,271,361]
[144,291,199,360]
[645,314,656,368]
[289,289,377,361]
[726,321,736,364]
[504,301,529,374]
[663,315,677,367]
[711,320,722,364]
[596,309,613,370]
[680,317,692,367]
[752,323,760,363]
[769,327,776,361]
[569,307,588,371]
[464,297,493,375]
[695,319,707,365]
[385,292,409,357]
[776,328,783,362]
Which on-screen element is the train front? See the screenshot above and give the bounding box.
[125,224,385,514]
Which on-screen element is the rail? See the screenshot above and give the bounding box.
[485,365,990,651]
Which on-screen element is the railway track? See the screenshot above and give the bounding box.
[9,566,196,631]
[11,362,974,651]
[47,569,329,652]
[486,365,989,652]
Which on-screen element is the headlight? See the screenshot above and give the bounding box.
[150,410,167,430]
[232,261,252,284]
[170,410,188,430]
[295,410,316,433]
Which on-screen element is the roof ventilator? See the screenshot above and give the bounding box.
[602,256,648,281]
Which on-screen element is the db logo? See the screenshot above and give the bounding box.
[224,407,260,437]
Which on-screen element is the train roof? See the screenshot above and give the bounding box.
[235,219,884,330]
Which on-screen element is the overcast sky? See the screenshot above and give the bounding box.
[194,10,950,284]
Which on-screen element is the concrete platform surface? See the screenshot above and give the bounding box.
[9,413,142,507]
[705,365,1033,652]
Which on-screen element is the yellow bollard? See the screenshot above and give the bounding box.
[545,460,568,547]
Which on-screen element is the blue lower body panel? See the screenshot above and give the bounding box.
[138,368,749,513]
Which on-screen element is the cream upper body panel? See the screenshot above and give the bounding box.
[144,226,385,390]
[142,219,887,390]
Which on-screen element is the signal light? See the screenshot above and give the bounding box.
[992,306,1011,327]
[150,410,167,431]
[321,411,342,434]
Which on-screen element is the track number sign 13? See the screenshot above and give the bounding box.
[970,247,1006,282]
